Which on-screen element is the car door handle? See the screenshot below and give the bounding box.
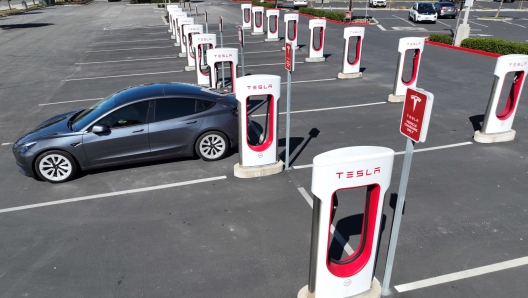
[186,121,197,124]
[132,129,144,133]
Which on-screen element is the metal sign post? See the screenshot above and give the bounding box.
[381,88,434,296]
[204,10,208,33]
[219,16,225,88]
[195,6,198,19]
[284,42,294,170]
[238,26,245,76]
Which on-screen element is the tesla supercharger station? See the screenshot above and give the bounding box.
[265,9,280,42]
[171,11,187,44]
[233,75,284,178]
[251,6,265,35]
[178,17,194,57]
[474,54,528,143]
[206,48,239,92]
[192,34,217,86]
[388,37,425,103]
[305,19,326,63]
[283,13,299,50]
[298,146,394,298]
[241,4,252,29]
[167,6,181,35]
[338,27,365,79]
[184,24,204,71]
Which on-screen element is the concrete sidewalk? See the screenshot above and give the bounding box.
[0,2,39,11]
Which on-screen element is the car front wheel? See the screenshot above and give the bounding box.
[35,150,78,183]
[195,131,229,161]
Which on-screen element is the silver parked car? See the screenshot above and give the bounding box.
[12,83,238,183]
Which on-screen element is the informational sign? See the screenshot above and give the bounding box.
[219,16,223,32]
[285,42,294,71]
[464,0,473,7]
[345,10,352,20]
[400,88,434,143]
[238,26,244,46]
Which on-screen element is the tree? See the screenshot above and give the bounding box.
[7,0,13,10]
[495,0,505,18]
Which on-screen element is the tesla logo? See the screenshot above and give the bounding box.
[407,42,421,46]
[214,54,233,58]
[411,95,421,111]
[336,167,381,179]
[343,279,352,286]
[187,28,201,32]
[313,22,325,26]
[246,84,273,90]
[197,37,214,42]
[508,62,527,67]
[348,31,362,34]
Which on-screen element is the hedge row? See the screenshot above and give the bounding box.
[299,7,345,22]
[252,0,275,9]
[428,33,453,45]
[428,34,528,55]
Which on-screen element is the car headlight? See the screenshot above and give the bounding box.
[20,141,37,154]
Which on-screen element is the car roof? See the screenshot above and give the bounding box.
[115,83,226,105]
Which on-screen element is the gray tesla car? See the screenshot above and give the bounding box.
[12,83,238,183]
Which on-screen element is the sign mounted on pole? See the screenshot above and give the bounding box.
[399,88,434,143]
[285,42,294,72]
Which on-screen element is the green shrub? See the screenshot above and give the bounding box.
[428,33,453,45]
[252,0,276,8]
[324,11,345,21]
[461,38,528,55]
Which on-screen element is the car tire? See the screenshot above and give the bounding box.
[413,15,417,23]
[408,13,412,20]
[432,21,436,24]
[35,150,78,183]
[195,131,229,161]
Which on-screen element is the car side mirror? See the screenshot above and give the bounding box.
[92,124,109,133]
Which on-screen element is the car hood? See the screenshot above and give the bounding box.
[13,110,81,148]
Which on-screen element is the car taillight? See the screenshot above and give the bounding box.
[441,7,446,10]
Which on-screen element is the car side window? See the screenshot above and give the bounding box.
[154,98,197,122]
[196,100,215,113]
[96,101,150,129]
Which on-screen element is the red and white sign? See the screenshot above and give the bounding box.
[238,26,244,46]
[285,42,294,71]
[400,88,434,143]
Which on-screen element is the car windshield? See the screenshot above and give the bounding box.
[418,3,434,10]
[71,93,120,131]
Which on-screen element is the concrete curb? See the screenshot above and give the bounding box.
[476,17,513,21]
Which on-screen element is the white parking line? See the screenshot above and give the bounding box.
[297,187,354,255]
[92,39,170,45]
[377,24,387,31]
[225,41,264,45]
[437,20,451,27]
[63,70,183,82]
[393,15,415,26]
[244,49,282,54]
[0,176,227,214]
[285,78,337,85]
[103,25,166,30]
[99,32,167,37]
[468,21,488,27]
[39,98,104,106]
[1,143,11,146]
[86,46,173,53]
[395,256,528,293]
[292,141,473,169]
[75,56,178,65]
[242,62,304,68]
[251,102,386,117]
[503,21,526,28]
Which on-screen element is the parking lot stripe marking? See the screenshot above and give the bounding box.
[393,15,415,26]
[395,256,528,293]
[92,39,170,45]
[503,21,526,28]
[243,49,282,54]
[287,78,337,85]
[468,21,488,27]
[0,176,227,214]
[437,20,451,27]
[377,25,387,31]
[292,141,473,169]
[251,102,386,117]
[225,41,264,45]
[63,70,183,82]
[242,62,304,68]
[99,32,168,37]
[86,46,173,53]
[298,187,354,255]
[39,98,105,106]
[103,25,167,30]
[1,143,11,146]
[75,56,178,65]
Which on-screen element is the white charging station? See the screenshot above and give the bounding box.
[388,37,425,103]
[338,27,365,79]
[191,34,217,86]
[241,4,252,29]
[251,6,265,35]
[167,6,181,35]
[283,13,299,50]
[305,19,326,63]
[474,54,528,143]
[298,146,394,298]
[183,24,203,70]
[178,17,195,57]
[265,9,280,42]
[206,48,239,92]
[170,11,187,44]
[234,75,284,178]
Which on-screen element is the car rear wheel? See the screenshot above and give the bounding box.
[35,150,78,183]
[195,131,229,161]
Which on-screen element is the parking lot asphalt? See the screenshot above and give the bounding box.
[0,1,527,297]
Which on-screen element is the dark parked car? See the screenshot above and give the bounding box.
[12,83,238,183]
[434,2,459,18]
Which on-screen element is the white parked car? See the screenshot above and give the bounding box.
[409,2,437,23]
[369,0,387,8]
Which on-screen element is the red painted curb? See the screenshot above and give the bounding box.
[296,12,370,25]
[425,40,502,58]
